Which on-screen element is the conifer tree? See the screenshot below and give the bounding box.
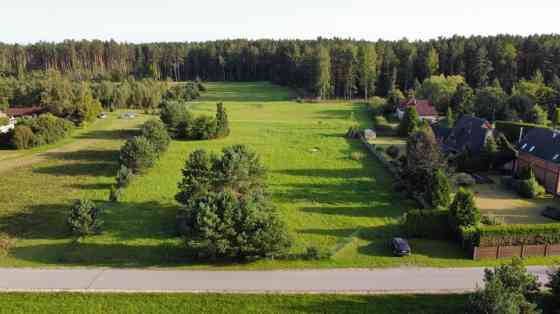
[215,102,230,138]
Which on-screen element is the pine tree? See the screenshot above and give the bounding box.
[314,46,332,99]
[473,47,493,88]
[428,168,451,208]
[356,44,377,100]
[449,188,480,228]
[446,107,455,127]
[398,107,420,137]
[215,102,230,138]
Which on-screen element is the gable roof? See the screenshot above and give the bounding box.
[398,98,438,117]
[443,116,493,154]
[518,128,560,163]
[5,107,45,117]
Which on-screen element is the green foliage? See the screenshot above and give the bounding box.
[109,185,123,203]
[508,168,546,199]
[165,82,200,101]
[373,116,397,135]
[368,96,388,116]
[302,246,333,260]
[0,116,9,126]
[495,121,550,143]
[398,106,420,137]
[67,199,102,236]
[417,75,464,111]
[115,165,134,189]
[449,188,480,228]
[474,85,507,121]
[11,125,35,149]
[404,129,445,195]
[402,209,451,239]
[385,145,400,159]
[552,107,560,128]
[525,105,548,125]
[484,258,540,297]
[468,223,560,247]
[547,267,560,301]
[189,115,217,140]
[119,136,158,174]
[215,102,230,138]
[175,149,214,204]
[141,119,171,154]
[427,169,451,208]
[160,100,193,131]
[446,107,454,127]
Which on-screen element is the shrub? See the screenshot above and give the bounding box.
[177,191,291,259]
[160,100,193,131]
[449,188,480,228]
[386,145,400,159]
[119,136,158,173]
[402,209,451,239]
[302,246,332,260]
[215,102,230,138]
[67,199,102,236]
[141,118,171,154]
[485,258,540,296]
[427,169,451,208]
[473,223,560,247]
[517,172,545,199]
[398,106,420,137]
[109,185,123,202]
[350,152,365,161]
[467,276,538,314]
[115,165,134,188]
[547,267,560,301]
[452,173,476,187]
[189,115,217,140]
[481,215,504,226]
[11,125,35,149]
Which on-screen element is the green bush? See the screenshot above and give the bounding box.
[108,185,123,202]
[67,199,102,236]
[11,125,35,149]
[0,116,9,125]
[350,151,365,161]
[449,188,480,228]
[189,115,217,140]
[373,116,397,135]
[495,120,550,143]
[302,246,332,260]
[115,165,134,188]
[547,267,560,301]
[119,136,158,173]
[466,223,560,247]
[517,173,545,199]
[215,102,230,138]
[160,100,193,131]
[402,209,451,239]
[141,118,171,154]
[427,169,451,208]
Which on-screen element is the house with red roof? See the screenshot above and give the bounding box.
[396,98,439,122]
[5,106,45,118]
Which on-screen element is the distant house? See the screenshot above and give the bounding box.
[433,116,495,155]
[515,128,560,195]
[5,106,45,118]
[396,98,439,122]
[0,110,16,134]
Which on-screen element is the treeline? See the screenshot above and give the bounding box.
[2,35,560,98]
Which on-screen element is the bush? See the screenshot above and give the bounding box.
[485,258,540,296]
[302,246,332,260]
[189,115,217,140]
[481,215,504,226]
[109,185,123,202]
[427,169,451,208]
[547,267,560,301]
[115,165,134,188]
[141,119,171,154]
[215,102,230,138]
[386,145,400,159]
[452,173,476,187]
[350,152,365,161]
[11,125,35,149]
[67,199,102,236]
[119,136,158,173]
[160,100,193,131]
[449,188,480,228]
[517,173,545,199]
[346,125,361,139]
[402,209,451,239]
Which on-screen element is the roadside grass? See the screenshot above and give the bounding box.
[0,293,470,314]
[1,82,560,268]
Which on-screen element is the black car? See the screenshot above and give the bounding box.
[391,237,411,256]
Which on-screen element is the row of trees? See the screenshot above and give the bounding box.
[2,35,560,99]
[160,101,230,140]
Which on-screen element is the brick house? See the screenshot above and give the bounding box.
[515,128,560,195]
[396,98,439,122]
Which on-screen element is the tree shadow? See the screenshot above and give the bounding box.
[76,129,140,140]
[42,149,117,162]
[33,161,116,177]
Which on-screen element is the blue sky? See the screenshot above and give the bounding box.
[1,0,559,43]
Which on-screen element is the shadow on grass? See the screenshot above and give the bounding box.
[76,129,140,140]
[42,149,117,162]
[34,149,119,177]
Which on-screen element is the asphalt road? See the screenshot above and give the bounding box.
[0,266,552,294]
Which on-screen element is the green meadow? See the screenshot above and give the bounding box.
[0,82,559,268]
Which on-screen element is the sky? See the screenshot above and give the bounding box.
[1,0,560,43]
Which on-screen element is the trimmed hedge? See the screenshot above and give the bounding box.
[402,209,451,239]
[464,224,560,247]
[494,120,549,143]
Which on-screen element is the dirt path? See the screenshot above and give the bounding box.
[0,114,146,174]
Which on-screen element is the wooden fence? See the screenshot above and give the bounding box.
[473,244,560,260]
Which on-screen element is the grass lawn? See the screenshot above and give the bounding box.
[1,82,560,268]
[0,293,469,314]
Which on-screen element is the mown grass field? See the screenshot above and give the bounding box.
[0,293,469,314]
[0,82,559,268]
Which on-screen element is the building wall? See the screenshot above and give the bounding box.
[516,153,560,195]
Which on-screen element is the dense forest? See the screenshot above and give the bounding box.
[1,35,560,102]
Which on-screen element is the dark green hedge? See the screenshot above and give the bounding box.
[494,121,550,143]
[402,209,451,239]
[464,224,560,247]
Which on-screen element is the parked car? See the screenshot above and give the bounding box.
[120,112,136,119]
[98,112,108,119]
[390,237,411,256]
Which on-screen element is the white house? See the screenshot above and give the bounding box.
[0,110,16,134]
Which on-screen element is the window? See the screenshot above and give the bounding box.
[529,146,536,152]
[521,143,528,150]
[553,154,560,161]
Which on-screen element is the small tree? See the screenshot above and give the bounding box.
[449,188,480,228]
[215,102,230,138]
[467,276,538,314]
[482,136,499,170]
[428,168,451,208]
[116,165,134,188]
[119,136,157,173]
[404,129,446,194]
[141,119,171,154]
[485,258,540,297]
[11,125,35,149]
[67,199,102,236]
[175,149,214,204]
[398,106,421,137]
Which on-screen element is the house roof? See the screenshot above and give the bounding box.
[443,116,493,154]
[518,128,560,163]
[5,107,45,117]
[398,98,438,117]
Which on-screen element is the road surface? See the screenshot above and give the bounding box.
[0,267,551,294]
